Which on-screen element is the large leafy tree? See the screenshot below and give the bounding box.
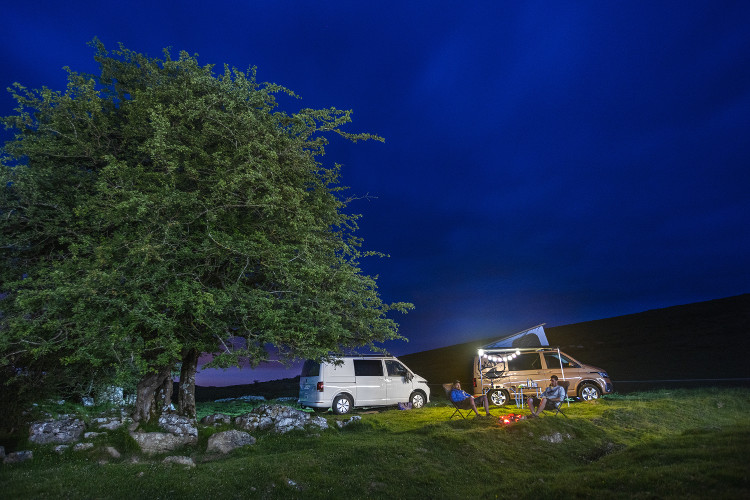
[0,40,412,422]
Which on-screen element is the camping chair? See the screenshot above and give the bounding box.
[443,383,475,419]
[542,380,570,417]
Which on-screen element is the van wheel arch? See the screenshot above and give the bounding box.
[409,390,427,409]
[578,382,602,401]
[332,394,354,414]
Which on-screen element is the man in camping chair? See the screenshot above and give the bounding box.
[527,375,566,417]
[450,380,492,417]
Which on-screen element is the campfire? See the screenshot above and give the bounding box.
[498,413,525,425]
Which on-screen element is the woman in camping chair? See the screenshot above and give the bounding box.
[450,380,492,417]
[527,375,565,417]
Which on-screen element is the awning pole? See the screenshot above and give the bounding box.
[557,347,569,407]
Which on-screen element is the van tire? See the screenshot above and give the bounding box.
[488,389,510,406]
[579,383,601,401]
[332,395,353,415]
[410,391,426,409]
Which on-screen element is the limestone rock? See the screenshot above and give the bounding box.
[336,415,362,428]
[158,414,198,437]
[129,431,197,455]
[74,442,94,451]
[29,418,85,444]
[162,456,196,468]
[206,430,256,454]
[234,405,328,434]
[200,413,233,426]
[84,432,104,439]
[4,450,33,464]
[104,446,121,458]
[91,415,131,431]
[53,445,70,454]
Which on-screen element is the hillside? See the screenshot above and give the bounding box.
[398,294,750,393]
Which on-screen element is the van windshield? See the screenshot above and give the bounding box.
[301,360,320,377]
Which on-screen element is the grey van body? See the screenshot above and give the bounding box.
[298,356,431,414]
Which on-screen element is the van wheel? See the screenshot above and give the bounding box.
[488,389,509,406]
[410,391,426,409]
[579,383,601,401]
[332,395,353,415]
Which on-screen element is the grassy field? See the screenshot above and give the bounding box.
[2,388,749,499]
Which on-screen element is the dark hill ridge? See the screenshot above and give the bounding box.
[398,294,750,393]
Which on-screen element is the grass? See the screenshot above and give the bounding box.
[2,388,748,499]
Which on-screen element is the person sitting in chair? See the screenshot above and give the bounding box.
[450,380,491,417]
[527,375,566,417]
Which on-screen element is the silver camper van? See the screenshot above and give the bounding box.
[298,355,431,414]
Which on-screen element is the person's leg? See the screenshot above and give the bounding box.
[477,395,490,415]
[468,397,480,416]
[533,397,548,416]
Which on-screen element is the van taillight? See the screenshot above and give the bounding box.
[473,378,477,387]
[317,382,324,392]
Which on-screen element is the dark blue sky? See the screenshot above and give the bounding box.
[3,1,749,385]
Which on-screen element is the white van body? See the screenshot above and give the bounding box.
[298,356,431,414]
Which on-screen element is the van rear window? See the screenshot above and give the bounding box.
[301,360,320,377]
[354,359,383,376]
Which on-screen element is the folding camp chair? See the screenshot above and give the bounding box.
[443,383,474,419]
[542,380,570,417]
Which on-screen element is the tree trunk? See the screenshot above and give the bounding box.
[178,348,199,418]
[133,365,173,423]
[153,371,174,421]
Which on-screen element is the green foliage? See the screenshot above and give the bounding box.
[1,388,748,498]
[0,39,412,404]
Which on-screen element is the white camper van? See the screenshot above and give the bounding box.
[298,355,431,414]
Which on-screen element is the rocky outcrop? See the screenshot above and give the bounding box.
[29,418,85,444]
[4,450,33,464]
[158,414,198,438]
[130,414,198,454]
[200,413,233,426]
[206,430,256,454]
[129,431,196,455]
[234,405,328,434]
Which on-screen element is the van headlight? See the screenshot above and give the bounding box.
[597,371,609,378]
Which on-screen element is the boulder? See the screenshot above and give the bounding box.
[74,442,94,451]
[4,450,33,464]
[129,431,197,455]
[91,416,130,431]
[336,416,362,428]
[162,456,196,468]
[158,414,198,438]
[200,413,233,426]
[53,445,70,454]
[29,418,85,444]
[104,446,121,459]
[206,430,256,454]
[234,405,328,434]
[84,432,104,439]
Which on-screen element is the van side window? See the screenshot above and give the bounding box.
[543,352,580,369]
[385,360,407,376]
[301,360,320,377]
[507,353,540,371]
[354,359,384,376]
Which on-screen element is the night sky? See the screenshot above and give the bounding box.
[3,1,749,385]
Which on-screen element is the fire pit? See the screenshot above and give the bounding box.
[498,413,525,425]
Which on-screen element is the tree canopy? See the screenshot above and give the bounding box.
[0,40,412,420]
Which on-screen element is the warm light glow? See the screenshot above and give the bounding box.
[478,349,484,357]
